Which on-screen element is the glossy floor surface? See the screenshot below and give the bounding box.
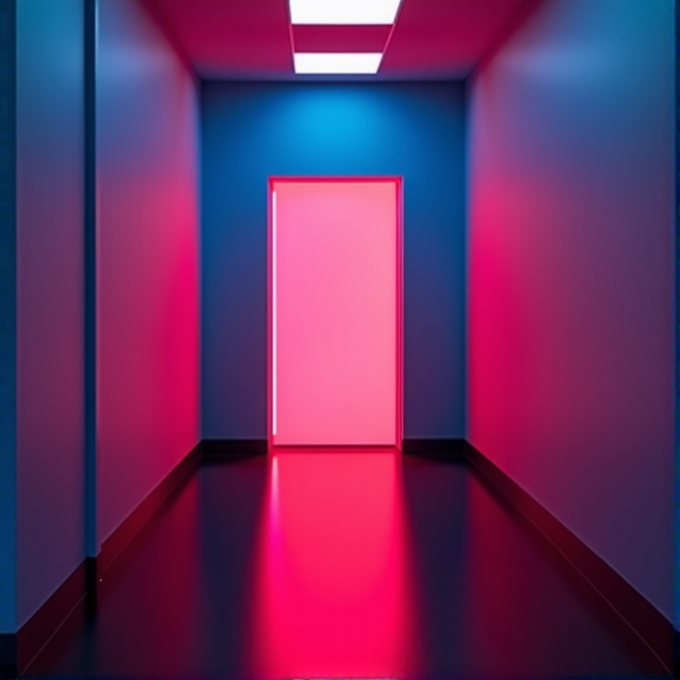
[26,451,668,679]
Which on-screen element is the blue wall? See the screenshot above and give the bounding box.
[201,82,466,440]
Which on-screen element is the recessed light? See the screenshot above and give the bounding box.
[289,0,402,25]
[293,52,383,74]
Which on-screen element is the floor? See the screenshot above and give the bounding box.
[25,450,669,679]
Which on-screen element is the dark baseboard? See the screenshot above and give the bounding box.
[0,559,89,678]
[402,437,469,457]
[1,442,202,677]
[98,442,202,574]
[464,442,676,675]
[0,634,16,679]
[84,556,98,617]
[16,559,89,676]
[200,438,268,458]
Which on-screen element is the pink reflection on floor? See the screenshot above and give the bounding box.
[252,449,419,679]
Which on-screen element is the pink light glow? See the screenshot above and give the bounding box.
[252,451,418,678]
[269,178,402,447]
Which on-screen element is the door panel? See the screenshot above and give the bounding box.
[270,179,401,446]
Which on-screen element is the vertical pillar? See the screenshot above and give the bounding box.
[84,0,99,612]
[674,2,680,674]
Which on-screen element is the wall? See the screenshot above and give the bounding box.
[467,0,675,618]
[201,82,466,440]
[15,0,85,628]
[97,0,200,541]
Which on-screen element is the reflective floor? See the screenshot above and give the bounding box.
[26,451,669,678]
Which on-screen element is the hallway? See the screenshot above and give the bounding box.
[24,451,667,679]
[1,1,676,677]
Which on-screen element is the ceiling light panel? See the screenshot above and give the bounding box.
[293,52,383,74]
[289,0,403,25]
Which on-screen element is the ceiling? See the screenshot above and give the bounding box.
[147,0,532,80]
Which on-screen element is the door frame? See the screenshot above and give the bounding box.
[267,176,404,450]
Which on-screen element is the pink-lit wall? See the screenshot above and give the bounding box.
[97,0,200,541]
[467,0,675,618]
[271,179,400,447]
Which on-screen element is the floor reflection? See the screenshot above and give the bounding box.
[25,451,668,679]
[252,449,419,679]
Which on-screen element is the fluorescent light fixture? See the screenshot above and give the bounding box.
[294,52,383,74]
[290,0,402,25]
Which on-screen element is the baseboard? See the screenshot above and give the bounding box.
[200,438,268,457]
[98,442,202,574]
[402,437,469,457]
[202,439,465,457]
[0,442,202,678]
[0,635,16,679]
[0,555,94,678]
[464,441,676,675]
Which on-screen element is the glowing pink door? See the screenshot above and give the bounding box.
[269,178,402,447]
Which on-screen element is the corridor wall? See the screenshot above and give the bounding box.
[97,0,201,543]
[467,0,675,619]
[14,0,85,630]
[1,0,202,639]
